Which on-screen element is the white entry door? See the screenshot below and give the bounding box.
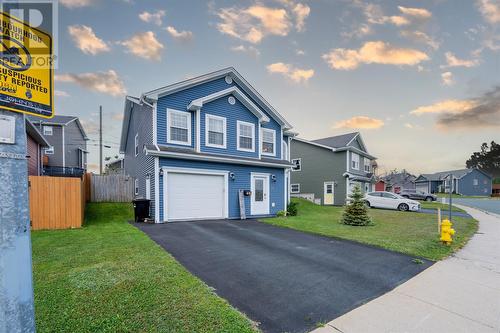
[251,174,269,215]
[166,172,226,221]
[324,182,334,205]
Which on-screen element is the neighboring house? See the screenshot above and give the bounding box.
[28,115,89,177]
[381,170,416,193]
[119,67,294,222]
[26,118,50,176]
[415,168,492,196]
[290,132,377,205]
[105,158,125,175]
[375,179,385,191]
[492,183,500,197]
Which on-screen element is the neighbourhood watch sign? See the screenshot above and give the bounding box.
[0,11,53,118]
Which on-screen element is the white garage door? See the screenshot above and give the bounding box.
[416,183,429,193]
[167,172,225,221]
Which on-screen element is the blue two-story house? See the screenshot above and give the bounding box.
[119,68,294,222]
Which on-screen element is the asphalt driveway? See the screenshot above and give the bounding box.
[136,219,432,333]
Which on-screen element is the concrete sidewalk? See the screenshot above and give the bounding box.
[312,205,500,333]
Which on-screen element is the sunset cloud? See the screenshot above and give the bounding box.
[333,116,384,129]
[476,0,500,24]
[266,62,314,83]
[400,30,440,50]
[165,26,193,41]
[397,6,432,20]
[120,31,164,61]
[60,0,94,8]
[322,41,429,70]
[291,3,311,31]
[68,25,110,55]
[139,10,166,26]
[55,70,126,97]
[231,45,260,57]
[441,72,454,86]
[410,99,478,115]
[442,52,480,68]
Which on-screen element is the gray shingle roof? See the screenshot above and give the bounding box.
[312,132,359,148]
[419,169,471,181]
[28,115,77,125]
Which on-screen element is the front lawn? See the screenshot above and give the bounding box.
[263,199,477,261]
[32,203,256,333]
[420,201,465,212]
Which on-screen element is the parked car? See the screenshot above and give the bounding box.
[399,189,437,202]
[364,191,420,212]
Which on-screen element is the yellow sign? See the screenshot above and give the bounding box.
[0,11,53,118]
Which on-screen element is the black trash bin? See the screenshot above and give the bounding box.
[132,198,151,222]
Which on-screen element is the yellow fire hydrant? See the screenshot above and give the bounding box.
[440,219,455,245]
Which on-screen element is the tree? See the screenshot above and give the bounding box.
[466,141,500,178]
[341,184,372,226]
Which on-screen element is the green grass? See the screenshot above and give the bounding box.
[419,201,465,212]
[263,199,478,261]
[436,193,494,199]
[32,203,256,333]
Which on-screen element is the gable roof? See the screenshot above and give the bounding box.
[141,67,292,130]
[416,168,492,181]
[28,115,89,140]
[382,171,416,185]
[25,118,50,147]
[293,136,376,159]
[312,132,360,149]
[119,96,145,153]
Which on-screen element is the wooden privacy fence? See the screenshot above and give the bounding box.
[29,176,85,230]
[90,174,134,202]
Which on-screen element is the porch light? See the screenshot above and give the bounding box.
[271,174,277,182]
[229,172,235,180]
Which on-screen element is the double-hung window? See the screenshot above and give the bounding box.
[237,121,255,152]
[261,128,275,156]
[43,126,53,136]
[205,114,226,148]
[351,152,360,170]
[167,109,191,145]
[364,158,371,172]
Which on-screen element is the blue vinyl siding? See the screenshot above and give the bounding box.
[156,76,282,159]
[459,170,492,196]
[158,157,285,221]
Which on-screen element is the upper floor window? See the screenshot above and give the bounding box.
[237,121,255,152]
[261,128,275,156]
[167,109,191,146]
[44,146,54,155]
[473,179,478,186]
[205,114,226,148]
[351,152,360,170]
[134,133,139,156]
[291,158,301,171]
[364,158,371,172]
[43,125,53,136]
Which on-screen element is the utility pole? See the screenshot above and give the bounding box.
[99,105,103,175]
[448,173,453,221]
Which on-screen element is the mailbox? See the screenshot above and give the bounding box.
[243,190,252,196]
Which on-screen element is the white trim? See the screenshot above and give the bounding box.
[323,181,335,205]
[42,125,53,136]
[161,167,229,222]
[261,128,276,157]
[196,109,201,152]
[292,137,336,151]
[205,114,227,149]
[167,108,192,146]
[154,157,160,223]
[236,120,255,152]
[283,169,288,209]
[258,122,262,159]
[187,87,270,123]
[250,172,270,215]
[62,126,65,168]
[153,101,159,150]
[291,183,300,193]
[134,133,139,157]
[134,178,139,195]
[291,158,301,172]
[145,176,151,200]
[142,67,292,129]
[146,148,292,168]
[287,136,291,160]
[280,128,283,159]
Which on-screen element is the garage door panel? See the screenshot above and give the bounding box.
[167,172,225,221]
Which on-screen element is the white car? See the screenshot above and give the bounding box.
[364,191,420,212]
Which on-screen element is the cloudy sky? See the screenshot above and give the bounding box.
[54,0,500,175]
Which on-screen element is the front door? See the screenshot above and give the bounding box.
[324,182,334,205]
[251,174,269,215]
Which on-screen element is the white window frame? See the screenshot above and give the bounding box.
[43,125,53,136]
[261,128,276,156]
[134,133,139,156]
[291,183,300,193]
[167,108,192,146]
[134,179,139,196]
[237,120,255,152]
[351,152,360,170]
[364,158,371,172]
[44,146,54,155]
[205,114,227,149]
[291,158,301,172]
[473,179,479,186]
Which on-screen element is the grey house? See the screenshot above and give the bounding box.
[28,115,89,176]
[415,168,492,196]
[382,170,416,193]
[290,132,377,205]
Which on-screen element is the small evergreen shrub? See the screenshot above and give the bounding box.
[276,210,287,217]
[341,184,372,226]
[287,201,299,216]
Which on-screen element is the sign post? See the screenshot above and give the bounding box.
[0,7,53,332]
